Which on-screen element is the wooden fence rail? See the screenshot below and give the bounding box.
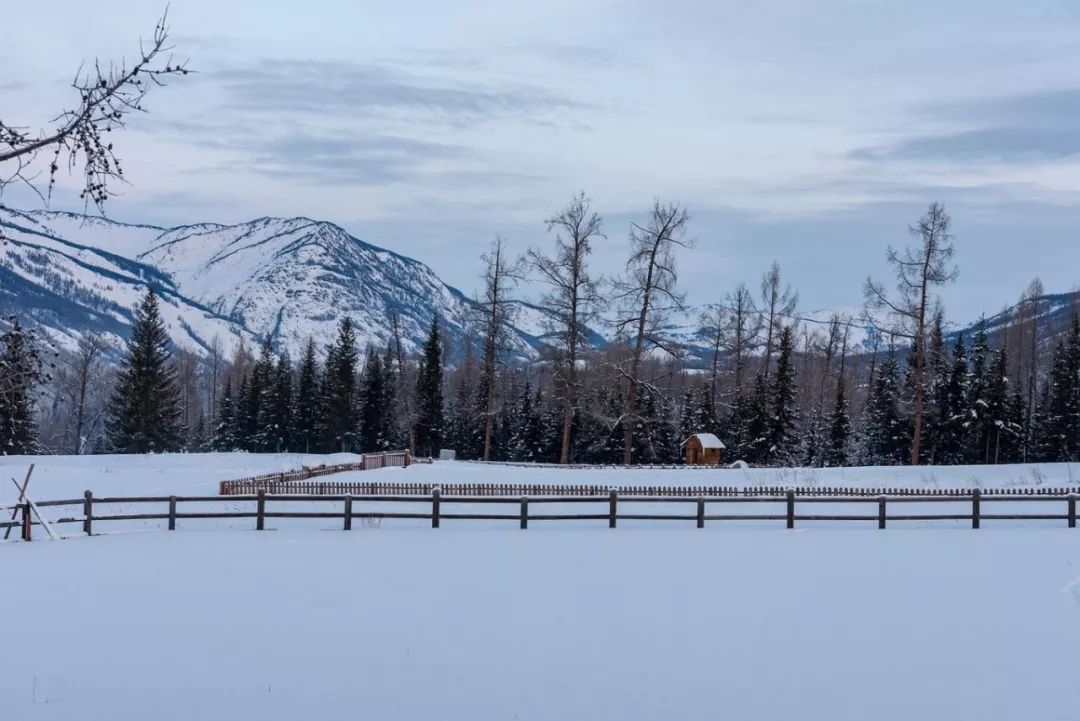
[3,488,1080,541]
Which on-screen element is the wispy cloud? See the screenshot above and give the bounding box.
[852,88,1080,163]
[213,59,584,122]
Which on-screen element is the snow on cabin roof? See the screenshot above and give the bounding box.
[681,433,726,449]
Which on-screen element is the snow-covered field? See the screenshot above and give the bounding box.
[4,453,1080,507]
[3,528,1079,720]
[0,452,363,504]
[3,454,1079,719]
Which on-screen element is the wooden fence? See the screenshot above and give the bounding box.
[218,451,414,494]
[3,488,1079,541]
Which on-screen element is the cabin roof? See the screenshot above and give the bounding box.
[681,433,726,450]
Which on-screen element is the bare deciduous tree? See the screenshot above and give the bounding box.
[760,261,799,377]
[477,237,525,461]
[699,283,763,406]
[528,191,604,463]
[0,11,188,222]
[864,202,958,466]
[614,200,693,464]
[61,332,112,453]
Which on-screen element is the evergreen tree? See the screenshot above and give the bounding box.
[766,325,799,465]
[321,318,359,452]
[0,318,46,454]
[414,317,444,457]
[292,338,321,453]
[214,379,236,451]
[106,289,182,453]
[359,350,388,452]
[824,375,850,467]
[741,374,770,464]
[934,335,969,464]
[261,354,293,452]
[862,347,906,464]
[963,320,991,462]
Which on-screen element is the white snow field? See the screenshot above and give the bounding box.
[4,453,1080,506]
[3,528,1079,721]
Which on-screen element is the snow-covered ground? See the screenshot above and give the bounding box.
[3,528,1079,720]
[0,452,363,504]
[4,453,1080,508]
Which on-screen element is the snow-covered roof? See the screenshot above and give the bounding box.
[681,433,726,449]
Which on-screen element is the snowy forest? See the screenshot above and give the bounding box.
[1,199,1078,467]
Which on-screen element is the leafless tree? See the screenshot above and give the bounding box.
[698,283,763,407]
[613,200,693,464]
[61,332,112,453]
[0,11,188,223]
[760,261,799,377]
[528,191,605,463]
[864,202,958,465]
[477,237,525,461]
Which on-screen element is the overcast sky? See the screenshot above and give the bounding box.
[7,0,1080,323]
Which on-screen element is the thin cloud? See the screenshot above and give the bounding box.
[213,59,585,121]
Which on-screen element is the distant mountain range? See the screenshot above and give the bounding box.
[0,208,552,361]
[2,206,1075,365]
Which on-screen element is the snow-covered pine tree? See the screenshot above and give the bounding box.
[320,317,359,453]
[824,374,850,467]
[106,288,182,453]
[214,378,236,451]
[766,325,799,466]
[0,317,47,454]
[963,320,991,463]
[741,373,770,465]
[359,349,387,452]
[414,317,444,458]
[934,334,969,464]
[262,353,293,452]
[292,338,320,453]
[861,346,906,465]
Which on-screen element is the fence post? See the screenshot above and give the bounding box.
[696,497,705,529]
[344,495,353,531]
[878,496,886,530]
[257,491,266,531]
[520,497,528,530]
[21,503,31,541]
[168,496,177,531]
[786,490,795,529]
[432,488,441,528]
[83,490,93,536]
[609,489,617,529]
[972,489,981,529]
[1069,494,1077,529]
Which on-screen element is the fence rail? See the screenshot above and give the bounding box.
[3,488,1079,541]
[218,451,416,494]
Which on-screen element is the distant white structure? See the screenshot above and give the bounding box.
[439,449,457,461]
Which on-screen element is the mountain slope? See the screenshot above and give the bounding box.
[0,208,546,360]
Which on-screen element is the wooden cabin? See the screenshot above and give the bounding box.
[681,433,726,466]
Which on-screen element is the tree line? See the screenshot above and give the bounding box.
[3,198,1080,468]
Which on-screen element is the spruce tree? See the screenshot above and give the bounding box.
[321,318,359,453]
[359,350,388,452]
[261,354,293,452]
[414,317,444,457]
[106,289,182,453]
[766,325,798,465]
[214,379,236,451]
[0,318,46,454]
[862,347,905,464]
[293,338,320,453]
[824,375,850,467]
[742,373,770,464]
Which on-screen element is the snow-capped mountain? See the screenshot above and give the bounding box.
[0,208,548,360]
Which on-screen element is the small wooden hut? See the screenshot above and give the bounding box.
[681,433,726,466]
